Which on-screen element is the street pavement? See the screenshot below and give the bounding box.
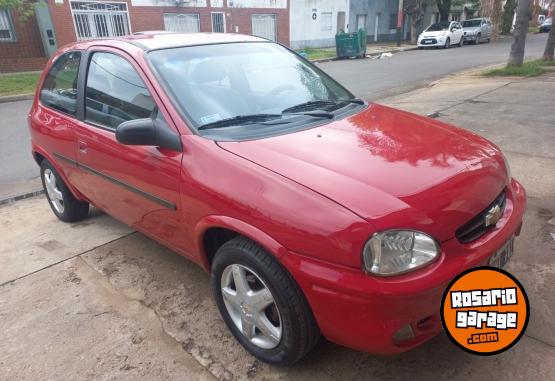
[1,70,554,380]
[320,33,549,101]
[0,33,548,201]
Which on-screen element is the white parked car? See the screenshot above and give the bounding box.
[418,21,464,49]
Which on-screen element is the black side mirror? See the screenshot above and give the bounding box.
[116,118,182,152]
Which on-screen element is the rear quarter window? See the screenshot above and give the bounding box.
[40,51,81,116]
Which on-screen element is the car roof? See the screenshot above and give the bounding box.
[65,32,268,52]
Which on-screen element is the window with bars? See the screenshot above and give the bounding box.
[0,9,16,42]
[70,1,130,40]
[211,12,225,33]
[163,13,200,33]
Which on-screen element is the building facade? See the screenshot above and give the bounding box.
[289,0,349,49]
[0,0,289,73]
[348,0,405,42]
[0,8,49,72]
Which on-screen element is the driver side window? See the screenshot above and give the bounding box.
[85,52,156,130]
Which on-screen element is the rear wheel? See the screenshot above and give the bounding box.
[40,160,89,222]
[211,237,320,365]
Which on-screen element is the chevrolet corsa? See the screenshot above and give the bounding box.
[29,33,526,364]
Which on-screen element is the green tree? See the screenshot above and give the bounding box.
[0,0,35,22]
[436,0,454,21]
[435,0,466,22]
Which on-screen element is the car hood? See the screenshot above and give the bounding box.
[217,104,507,242]
[463,27,480,33]
[421,32,444,38]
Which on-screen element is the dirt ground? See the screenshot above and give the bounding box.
[1,72,554,380]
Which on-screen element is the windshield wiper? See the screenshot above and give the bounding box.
[197,114,281,130]
[282,98,364,114]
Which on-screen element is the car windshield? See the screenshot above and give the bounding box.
[426,22,451,31]
[462,20,482,27]
[148,42,357,138]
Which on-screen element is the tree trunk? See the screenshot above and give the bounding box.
[411,20,418,44]
[437,0,452,21]
[490,0,503,40]
[508,0,531,66]
[543,13,555,60]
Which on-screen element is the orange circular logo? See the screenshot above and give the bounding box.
[441,267,529,355]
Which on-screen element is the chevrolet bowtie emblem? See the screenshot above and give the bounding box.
[484,204,502,227]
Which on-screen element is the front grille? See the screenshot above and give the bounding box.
[421,38,438,44]
[455,189,507,243]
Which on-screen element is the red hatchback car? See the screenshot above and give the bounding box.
[29,33,526,364]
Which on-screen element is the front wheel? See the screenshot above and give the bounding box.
[444,37,450,49]
[211,237,320,365]
[40,160,89,222]
[459,37,464,47]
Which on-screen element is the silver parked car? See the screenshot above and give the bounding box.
[462,18,492,44]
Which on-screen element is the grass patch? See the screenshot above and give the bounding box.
[483,59,554,77]
[0,73,40,97]
[295,47,336,61]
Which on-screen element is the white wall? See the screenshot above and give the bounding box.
[130,0,285,8]
[290,0,350,49]
[131,0,207,7]
[228,0,286,8]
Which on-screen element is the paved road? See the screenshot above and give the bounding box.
[0,33,548,199]
[0,100,37,200]
[319,33,548,100]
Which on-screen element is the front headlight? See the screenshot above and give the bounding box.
[362,230,439,276]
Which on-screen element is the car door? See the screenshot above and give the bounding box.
[485,20,492,39]
[71,48,185,250]
[455,22,463,43]
[32,51,82,185]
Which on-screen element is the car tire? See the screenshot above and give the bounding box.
[40,160,89,222]
[459,37,464,47]
[475,33,481,44]
[211,236,320,365]
[444,37,450,49]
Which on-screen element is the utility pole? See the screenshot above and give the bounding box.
[397,0,404,46]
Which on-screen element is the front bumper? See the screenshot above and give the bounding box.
[280,179,526,355]
[463,34,478,41]
[418,38,445,47]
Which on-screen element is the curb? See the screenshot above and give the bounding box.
[0,93,35,104]
[0,189,44,206]
[310,46,417,63]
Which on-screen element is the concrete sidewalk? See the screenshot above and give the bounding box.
[1,71,555,380]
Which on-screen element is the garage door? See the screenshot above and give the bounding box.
[163,13,200,33]
[251,14,276,41]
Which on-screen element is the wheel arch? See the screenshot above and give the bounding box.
[195,215,289,272]
[32,146,88,202]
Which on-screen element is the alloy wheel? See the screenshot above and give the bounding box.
[43,168,64,214]
[220,264,282,349]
